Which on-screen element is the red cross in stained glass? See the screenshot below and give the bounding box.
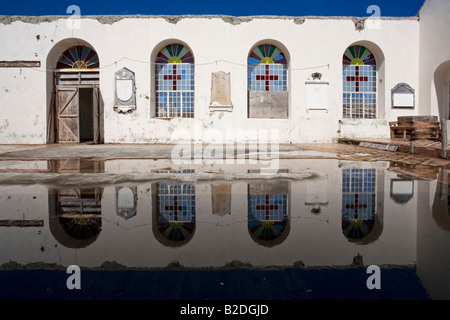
[256,195,279,220]
[256,65,279,91]
[345,194,367,219]
[164,65,182,90]
[346,66,368,92]
[165,196,182,220]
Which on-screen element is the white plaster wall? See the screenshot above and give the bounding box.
[0,21,48,143]
[419,0,450,120]
[0,15,421,144]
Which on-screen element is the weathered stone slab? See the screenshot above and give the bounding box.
[248,91,288,119]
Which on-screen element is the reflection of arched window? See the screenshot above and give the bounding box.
[248,44,288,118]
[152,170,196,246]
[49,188,103,248]
[56,46,99,69]
[155,44,194,118]
[342,169,376,241]
[343,45,377,119]
[248,182,289,247]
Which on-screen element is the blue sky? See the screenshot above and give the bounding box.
[0,0,426,17]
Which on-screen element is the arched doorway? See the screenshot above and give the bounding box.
[434,61,450,120]
[47,40,102,143]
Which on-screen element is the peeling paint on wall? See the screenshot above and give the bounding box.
[370,120,388,128]
[0,120,9,131]
[341,119,362,126]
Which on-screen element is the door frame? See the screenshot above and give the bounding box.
[53,70,100,144]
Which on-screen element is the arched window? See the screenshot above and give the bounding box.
[248,44,288,118]
[56,46,99,69]
[343,45,377,119]
[155,44,194,118]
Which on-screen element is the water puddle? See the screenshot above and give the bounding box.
[0,158,449,300]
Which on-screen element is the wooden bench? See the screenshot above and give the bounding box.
[389,121,413,140]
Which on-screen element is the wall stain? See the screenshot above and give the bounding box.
[0,119,9,131]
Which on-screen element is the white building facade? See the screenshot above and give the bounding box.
[0,0,449,145]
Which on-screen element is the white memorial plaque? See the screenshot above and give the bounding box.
[115,67,136,113]
[393,93,414,108]
[306,80,328,111]
[392,180,414,195]
[392,83,415,109]
[116,79,133,102]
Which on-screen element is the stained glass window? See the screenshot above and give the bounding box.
[343,45,377,119]
[156,169,195,242]
[56,46,99,69]
[155,44,194,118]
[248,193,288,242]
[342,169,376,240]
[248,44,287,92]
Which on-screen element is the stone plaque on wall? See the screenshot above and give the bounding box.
[305,80,329,112]
[114,67,136,113]
[392,83,415,109]
[248,91,288,118]
[210,71,233,112]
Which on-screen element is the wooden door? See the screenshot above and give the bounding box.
[56,87,79,143]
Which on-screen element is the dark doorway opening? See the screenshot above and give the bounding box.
[79,88,94,143]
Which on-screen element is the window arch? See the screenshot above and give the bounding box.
[56,45,99,69]
[247,44,288,118]
[155,44,194,118]
[248,44,287,92]
[343,45,377,119]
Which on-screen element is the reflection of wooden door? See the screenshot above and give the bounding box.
[56,88,79,143]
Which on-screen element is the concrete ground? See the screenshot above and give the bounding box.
[0,141,449,166]
[0,141,448,186]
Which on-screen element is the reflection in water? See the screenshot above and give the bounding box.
[341,169,376,241]
[116,186,137,220]
[48,159,105,173]
[211,183,231,216]
[248,181,289,247]
[432,167,450,232]
[390,177,414,205]
[49,188,103,248]
[1,160,450,299]
[152,170,196,246]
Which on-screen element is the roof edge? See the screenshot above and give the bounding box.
[0,14,420,26]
